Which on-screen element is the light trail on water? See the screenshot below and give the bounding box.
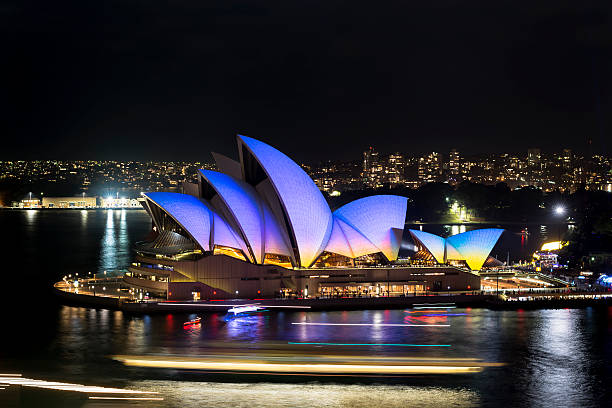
[291,322,450,327]
[288,342,451,347]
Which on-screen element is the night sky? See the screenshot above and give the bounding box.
[2,1,611,162]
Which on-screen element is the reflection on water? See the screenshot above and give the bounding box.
[131,381,480,408]
[540,224,548,241]
[98,209,130,274]
[526,310,598,407]
[23,209,38,238]
[24,305,606,407]
[449,225,467,236]
[225,314,268,341]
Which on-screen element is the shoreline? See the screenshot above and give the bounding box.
[1,208,576,226]
[53,283,612,313]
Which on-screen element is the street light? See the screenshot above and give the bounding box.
[554,206,565,216]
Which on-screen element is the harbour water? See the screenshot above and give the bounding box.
[0,209,609,407]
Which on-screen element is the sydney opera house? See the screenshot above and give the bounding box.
[126,135,504,300]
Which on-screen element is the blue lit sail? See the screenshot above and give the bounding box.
[324,216,380,258]
[324,217,354,258]
[334,195,408,261]
[260,201,293,258]
[446,228,504,270]
[238,135,333,267]
[445,241,463,261]
[211,211,249,257]
[409,230,446,263]
[200,170,265,263]
[144,192,213,252]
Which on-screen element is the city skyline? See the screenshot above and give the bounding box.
[2,145,610,206]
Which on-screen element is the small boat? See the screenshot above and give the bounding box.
[183,317,202,327]
[227,305,261,315]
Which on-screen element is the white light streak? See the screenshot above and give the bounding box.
[0,375,158,395]
[413,306,456,309]
[291,322,449,327]
[89,396,164,401]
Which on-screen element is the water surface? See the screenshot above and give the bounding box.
[0,210,609,407]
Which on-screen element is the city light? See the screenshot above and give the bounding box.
[554,206,565,215]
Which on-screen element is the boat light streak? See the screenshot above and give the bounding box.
[413,306,456,309]
[288,342,451,347]
[421,314,467,317]
[291,322,450,327]
[405,310,457,313]
[115,357,482,374]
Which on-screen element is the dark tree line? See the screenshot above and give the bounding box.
[330,181,611,227]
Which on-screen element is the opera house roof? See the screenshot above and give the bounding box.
[409,228,504,270]
[140,135,503,271]
[142,135,408,268]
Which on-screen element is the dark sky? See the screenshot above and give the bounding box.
[2,1,611,162]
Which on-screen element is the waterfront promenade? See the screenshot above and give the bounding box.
[54,278,612,313]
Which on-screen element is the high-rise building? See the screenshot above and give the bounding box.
[448,148,461,183]
[386,153,405,185]
[363,147,382,187]
[418,152,442,183]
[562,149,572,170]
[527,148,541,168]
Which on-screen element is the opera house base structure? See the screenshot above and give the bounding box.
[125,135,502,301]
[128,254,482,300]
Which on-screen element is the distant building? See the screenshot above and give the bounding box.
[527,148,541,168]
[43,196,97,208]
[363,147,382,187]
[448,149,462,184]
[19,199,41,208]
[386,153,405,185]
[418,152,442,183]
[448,149,460,175]
[562,149,572,169]
[100,197,141,208]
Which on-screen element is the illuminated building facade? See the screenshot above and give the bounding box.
[386,153,405,185]
[418,152,442,183]
[128,136,486,299]
[363,146,382,187]
[448,148,461,184]
[527,148,541,168]
[42,196,98,208]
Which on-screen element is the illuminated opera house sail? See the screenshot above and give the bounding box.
[131,135,503,300]
[408,229,504,271]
